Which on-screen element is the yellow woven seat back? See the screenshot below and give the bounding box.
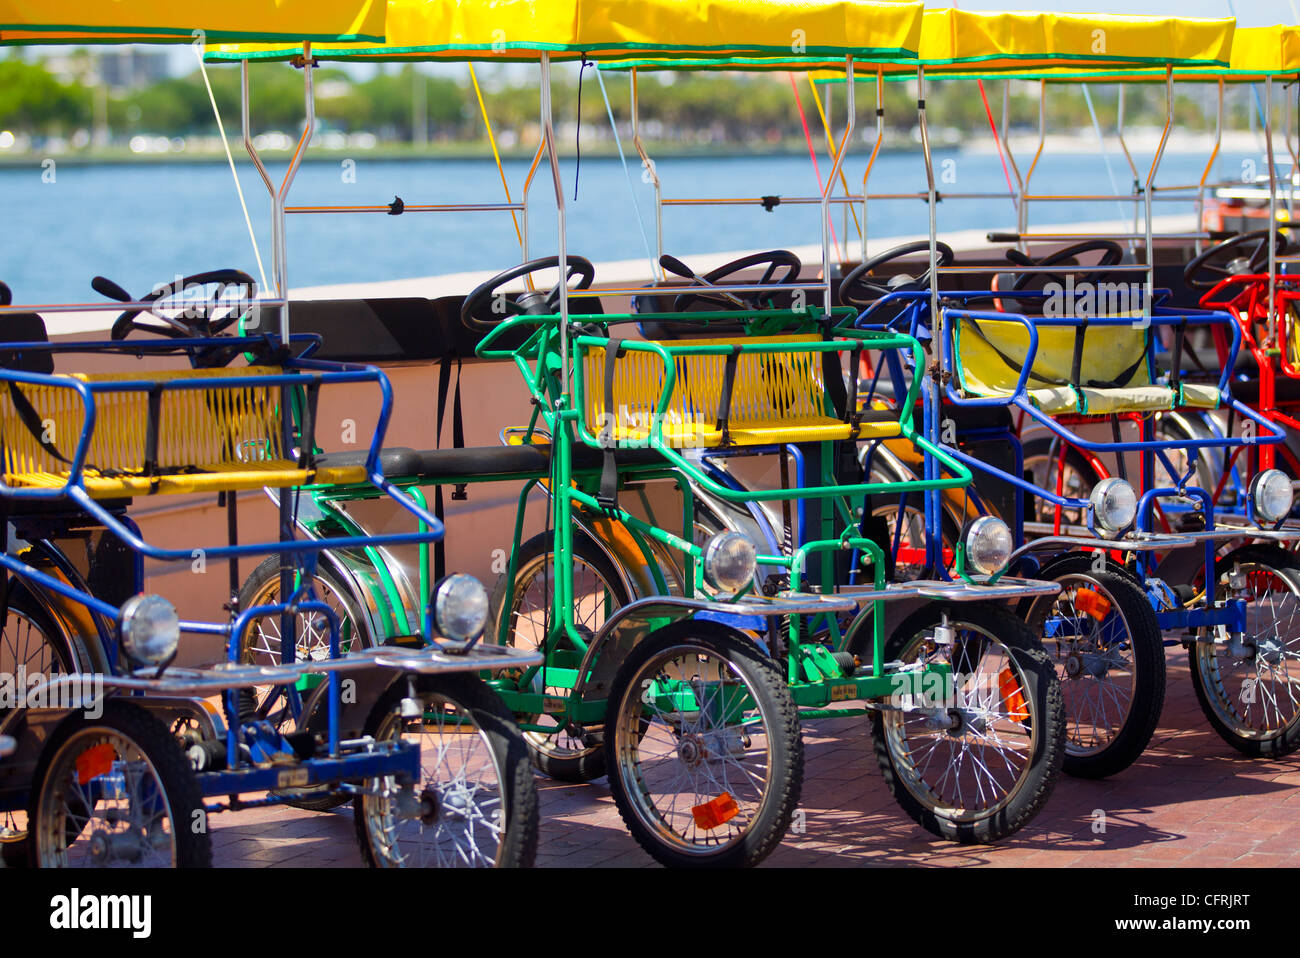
[0,367,296,493]
[955,317,1153,411]
[582,334,876,448]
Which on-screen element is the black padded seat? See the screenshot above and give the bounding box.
[0,312,54,374]
[315,443,663,480]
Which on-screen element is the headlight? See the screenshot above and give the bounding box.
[703,531,757,594]
[1251,468,1294,524]
[963,516,1013,576]
[433,573,489,642]
[1090,477,1137,533]
[119,594,180,666]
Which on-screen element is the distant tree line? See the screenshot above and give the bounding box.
[0,54,1272,146]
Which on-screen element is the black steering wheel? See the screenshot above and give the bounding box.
[1183,229,1289,290]
[0,281,10,307]
[838,241,955,308]
[658,250,802,312]
[460,256,596,331]
[97,270,258,341]
[1003,239,1124,294]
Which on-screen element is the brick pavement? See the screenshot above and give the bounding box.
[212,658,1300,867]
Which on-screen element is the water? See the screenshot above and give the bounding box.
[0,148,1263,304]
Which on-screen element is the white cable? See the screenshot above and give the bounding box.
[196,47,269,291]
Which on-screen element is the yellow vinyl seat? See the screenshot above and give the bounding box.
[581,334,900,449]
[952,316,1220,415]
[0,367,367,498]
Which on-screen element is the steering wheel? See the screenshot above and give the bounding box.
[1003,239,1124,294]
[0,281,10,307]
[659,250,802,312]
[460,256,596,331]
[1183,229,1289,290]
[97,270,258,341]
[838,241,954,308]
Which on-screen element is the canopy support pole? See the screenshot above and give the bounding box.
[274,43,316,338]
[1020,79,1047,247]
[1194,80,1225,255]
[1267,75,1279,338]
[819,56,855,315]
[1115,85,1142,252]
[540,54,569,383]
[996,80,1025,246]
[861,65,886,262]
[242,61,278,295]
[1143,66,1176,324]
[630,68,664,263]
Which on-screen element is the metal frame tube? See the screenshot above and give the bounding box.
[818,57,855,313]
[630,68,664,264]
[1141,66,1176,323]
[1267,75,1278,335]
[273,44,316,337]
[241,61,278,291]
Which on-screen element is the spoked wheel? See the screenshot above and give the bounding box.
[1190,544,1300,757]
[0,587,80,865]
[871,602,1065,843]
[489,532,631,781]
[237,558,369,811]
[1020,556,1165,778]
[354,673,538,868]
[604,620,802,868]
[1021,436,1101,527]
[29,701,211,867]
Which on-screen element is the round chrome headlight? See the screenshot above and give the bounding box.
[1251,468,1294,524]
[703,531,757,594]
[433,573,489,642]
[963,516,1013,576]
[1090,477,1137,533]
[119,594,180,666]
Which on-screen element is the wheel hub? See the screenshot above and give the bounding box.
[89,827,145,864]
[418,787,441,826]
[677,734,706,768]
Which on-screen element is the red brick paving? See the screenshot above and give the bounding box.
[211,658,1300,867]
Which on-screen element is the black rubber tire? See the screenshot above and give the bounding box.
[603,620,802,868]
[236,556,370,811]
[489,531,631,782]
[871,602,1065,844]
[29,700,212,867]
[1019,553,1166,779]
[1189,544,1300,758]
[354,672,538,867]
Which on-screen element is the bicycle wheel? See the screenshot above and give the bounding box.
[490,531,630,781]
[237,558,369,810]
[354,672,538,867]
[604,620,802,868]
[872,602,1065,843]
[1021,556,1165,778]
[29,701,211,867]
[1190,544,1300,757]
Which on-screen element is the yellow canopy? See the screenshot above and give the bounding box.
[603,8,1236,76]
[0,0,387,45]
[947,24,1300,84]
[206,0,924,64]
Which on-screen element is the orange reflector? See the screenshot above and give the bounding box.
[999,668,1029,722]
[75,743,116,785]
[1074,588,1112,622]
[691,792,740,830]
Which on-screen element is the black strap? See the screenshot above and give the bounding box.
[1110,415,1129,482]
[1069,322,1088,393]
[295,378,322,470]
[845,342,864,438]
[431,353,464,581]
[597,337,625,511]
[965,318,1150,392]
[714,345,742,446]
[1169,320,1186,394]
[7,381,72,464]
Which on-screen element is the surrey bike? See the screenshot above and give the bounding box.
[0,272,540,867]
